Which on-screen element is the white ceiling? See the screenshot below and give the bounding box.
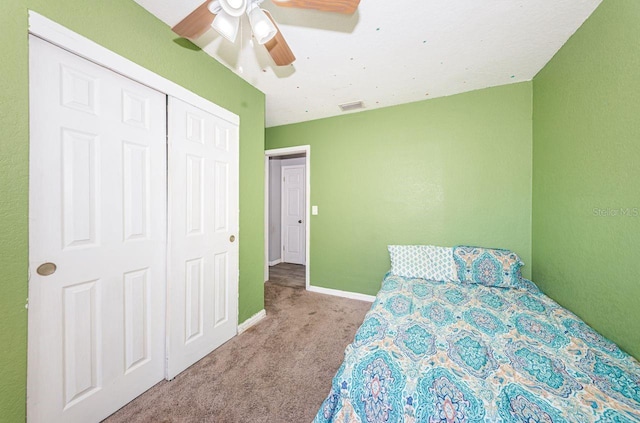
[134,0,601,127]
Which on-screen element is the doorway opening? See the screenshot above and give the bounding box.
[264,146,310,290]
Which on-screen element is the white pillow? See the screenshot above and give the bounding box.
[423,245,456,282]
[388,245,456,281]
[388,245,427,278]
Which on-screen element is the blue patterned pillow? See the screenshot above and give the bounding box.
[516,278,541,294]
[388,245,427,278]
[452,246,523,288]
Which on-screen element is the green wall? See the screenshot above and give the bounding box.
[0,1,265,419]
[532,0,640,359]
[266,82,533,296]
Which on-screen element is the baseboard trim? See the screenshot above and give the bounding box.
[307,285,376,303]
[237,309,266,334]
[268,259,282,266]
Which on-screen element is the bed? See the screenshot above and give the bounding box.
[313,246,640,423]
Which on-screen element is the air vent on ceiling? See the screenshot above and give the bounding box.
[339,101,365,112]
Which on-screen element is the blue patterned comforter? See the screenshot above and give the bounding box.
[314,273,640,422]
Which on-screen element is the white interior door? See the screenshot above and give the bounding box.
[167,97,239,379]
[28,36,167,422]
[282,165,306,265]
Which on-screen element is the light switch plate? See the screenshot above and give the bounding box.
[312,205,318,215]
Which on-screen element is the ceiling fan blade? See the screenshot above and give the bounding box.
[271,0,360,14]
[263,11,296,66]
[172,1,215,39]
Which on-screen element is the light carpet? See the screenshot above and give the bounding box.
[104,282,372,422]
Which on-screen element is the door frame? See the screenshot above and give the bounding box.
[28,11,238,126]
[27,10,240,405]
[280,164,306,265]
[264,146,311,289]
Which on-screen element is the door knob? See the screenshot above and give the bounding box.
[298,220,302,224]
[230,235,236,242]
[37,262,57,276]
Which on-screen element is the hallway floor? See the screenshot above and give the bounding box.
[267,262,305,289]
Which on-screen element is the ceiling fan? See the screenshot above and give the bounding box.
[172,0,361,66]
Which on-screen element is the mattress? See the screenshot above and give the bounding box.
[314,273,640,422]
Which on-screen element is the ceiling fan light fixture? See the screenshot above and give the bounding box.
[207,0,222,14]
[218,0,247,17]
[247,5,278,44]
[211,10,240,42]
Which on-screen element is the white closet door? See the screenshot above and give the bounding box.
[27,36,167,422]
[167,97,239,379]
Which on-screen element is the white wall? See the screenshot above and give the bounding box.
[268,156,306,264]
[268,159,282,263]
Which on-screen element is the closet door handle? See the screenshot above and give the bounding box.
[230,235,236,242]
[37,262,57,276]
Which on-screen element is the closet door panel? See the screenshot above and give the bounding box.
[167,97,239,379]
[28,35,167,423]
